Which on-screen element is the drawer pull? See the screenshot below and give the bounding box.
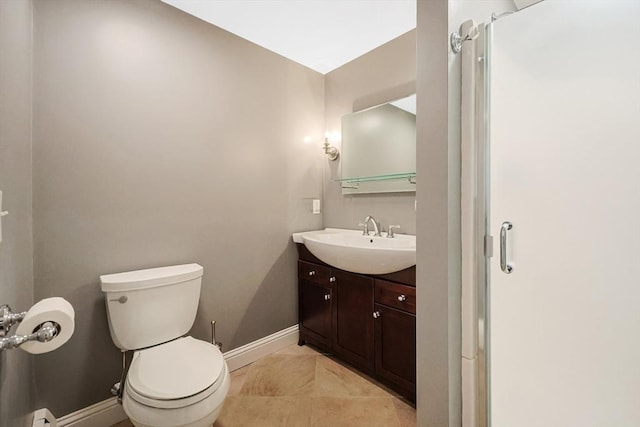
[308,270,316,276]
[324,294,331,301]
[373,311,381,319]
[329,276,336,283]
[397,294,407,302]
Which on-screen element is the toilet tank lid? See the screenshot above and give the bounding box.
[100,263,203,292]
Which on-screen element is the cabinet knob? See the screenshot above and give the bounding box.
[308,270,316,276]
[397,294,407,302]
[373,311,381,319]
[329,276,336,283]
[324,294,331,301]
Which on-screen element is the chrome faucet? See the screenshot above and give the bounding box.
[362,215,382,237]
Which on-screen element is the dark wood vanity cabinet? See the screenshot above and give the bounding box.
[296,244,416,401]
[298,261,333,348]
[333,269,375,371]
[374,280,416,393]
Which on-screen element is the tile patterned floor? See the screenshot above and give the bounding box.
[112,344,416,427]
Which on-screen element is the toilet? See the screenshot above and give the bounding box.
[100,264,229,427]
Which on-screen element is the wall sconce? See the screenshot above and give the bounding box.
[323,135,339,161]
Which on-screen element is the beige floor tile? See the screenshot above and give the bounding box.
[392,397,417,427]
[240,354,316,396]
[310,397,399,427]
[227,364,252,397]
[313,356,390,398]
[110,421,133,427]
[113,347,414,427]
[214,396,312,427]
[275,343,324,356]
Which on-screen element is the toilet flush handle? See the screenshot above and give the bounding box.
[109,296,128,304]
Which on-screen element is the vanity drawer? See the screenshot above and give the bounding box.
[375,280,416,314]
[299,261,331,285]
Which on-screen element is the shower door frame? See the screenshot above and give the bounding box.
[460,19,488,427]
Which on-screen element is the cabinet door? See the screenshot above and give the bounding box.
[374,303,416,394]
[333,270,375,371]
[300,280,332,346]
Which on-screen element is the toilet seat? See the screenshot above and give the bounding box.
[126,336,225,409]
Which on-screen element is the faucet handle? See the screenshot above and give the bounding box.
[358,222,369,236]
[387,225,401,238]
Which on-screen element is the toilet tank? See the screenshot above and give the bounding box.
[100,264,203,351]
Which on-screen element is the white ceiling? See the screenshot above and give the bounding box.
[160,0,416,74]
[391,94,416,115]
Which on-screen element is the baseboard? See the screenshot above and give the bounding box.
[52,324,300,427]
[57,398,126,427]
[223,324,299,372]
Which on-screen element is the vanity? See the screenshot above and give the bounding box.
[293,229,416,401]
[295,92,417,400]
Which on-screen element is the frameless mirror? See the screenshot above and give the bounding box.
[340,94,416,194]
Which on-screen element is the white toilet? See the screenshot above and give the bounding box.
[100,263,229,427]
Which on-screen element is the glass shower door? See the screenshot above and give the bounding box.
[487,1,640,426]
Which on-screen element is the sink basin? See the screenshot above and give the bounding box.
[292,228,416,275]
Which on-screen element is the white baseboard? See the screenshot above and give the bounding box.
[57,398,126,427]
[32,408,57,427]
[223,324,299,372]
[51,324,299,427]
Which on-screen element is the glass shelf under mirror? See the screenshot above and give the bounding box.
[337,172,416,190]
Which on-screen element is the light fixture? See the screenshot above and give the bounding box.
[323,134,339,161]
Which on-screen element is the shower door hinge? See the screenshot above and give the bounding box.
[485,235,494,258]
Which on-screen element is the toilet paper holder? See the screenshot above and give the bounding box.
[0,304,26,336]
[0,304,60,352]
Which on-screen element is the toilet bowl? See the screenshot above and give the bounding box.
[100,264,229,427]
[123,337,230,427]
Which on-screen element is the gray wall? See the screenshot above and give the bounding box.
[31,0,324,416]
[0,0,420,419]
[0,1,35,426]
[323,31,416,235]
[416,0,454,425]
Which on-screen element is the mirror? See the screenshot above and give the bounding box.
[340,94,416,194]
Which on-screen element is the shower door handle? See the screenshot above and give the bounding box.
[500,221,513,274]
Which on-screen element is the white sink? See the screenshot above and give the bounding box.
[292,228,416,275]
